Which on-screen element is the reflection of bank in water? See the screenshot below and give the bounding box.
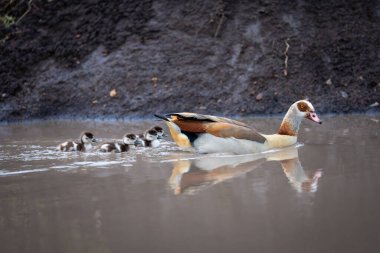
[168,146,322,195]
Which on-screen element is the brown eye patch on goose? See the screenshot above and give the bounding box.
[297,102,310,112]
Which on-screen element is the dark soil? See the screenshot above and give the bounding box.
[0,0,379,121]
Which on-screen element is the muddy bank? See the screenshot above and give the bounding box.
[0,0,379,121]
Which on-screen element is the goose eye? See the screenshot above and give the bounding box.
[297,102,308,112]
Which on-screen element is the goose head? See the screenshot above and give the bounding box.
[278,100,322,136]
[294,100,322,124]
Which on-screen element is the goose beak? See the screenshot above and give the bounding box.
[307,112,322,124]
[92,138,98,143]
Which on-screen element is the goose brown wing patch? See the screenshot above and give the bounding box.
[205,122,266,143]
[172,119,208,133]
[168,112,266,143]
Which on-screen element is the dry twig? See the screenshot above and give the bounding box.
[214,0,225,38]
[15,0,33,25]
[283,38,290,76]
[214,12,225,38]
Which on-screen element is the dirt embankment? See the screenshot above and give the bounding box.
[0,0,379,121]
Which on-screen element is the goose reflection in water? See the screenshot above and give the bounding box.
[168,146,322,195]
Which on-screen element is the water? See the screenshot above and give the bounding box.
[0,115,379,253]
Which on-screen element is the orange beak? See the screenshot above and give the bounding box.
[306,112,322,124]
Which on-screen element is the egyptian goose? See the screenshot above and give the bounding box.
[99,133,138,153]
[137,129,160,148]
[155,100,322,154]
[152,126,165,139]
[137,126,165,141]
[57,132,98,152]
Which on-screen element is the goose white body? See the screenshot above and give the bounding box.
[194,133,268,154]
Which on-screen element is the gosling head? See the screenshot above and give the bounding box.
[144,129,158,141]
[123,133,138,145]
[152,126,164,139]
[80,132,97,144]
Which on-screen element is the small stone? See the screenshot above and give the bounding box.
[2,93,8,98]
[358,76,364,81]
[217,98,222,103]
[255,92,263,101]
[199,106,207,110]
[370,102,379,107]
[151,76,158,87]
[109,89,117,97]
[92,100,98,104]
[326,78,332,85]
[340,91,348,98]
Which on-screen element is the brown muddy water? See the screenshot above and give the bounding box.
[0,115,379,253]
